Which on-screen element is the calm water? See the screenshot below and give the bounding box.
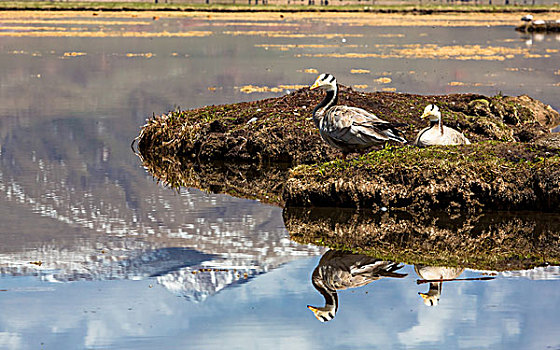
[0,12,559,349]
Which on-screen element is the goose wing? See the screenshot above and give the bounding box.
[324,106,405,145]
[443,126,471,145]
[415,126,470,146]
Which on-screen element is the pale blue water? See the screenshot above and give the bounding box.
[1,260,559,349]
[0,13,559,349]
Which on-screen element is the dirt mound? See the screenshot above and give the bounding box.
[284,141,560,212]
[137,87,559,166]
[136,87,560,212]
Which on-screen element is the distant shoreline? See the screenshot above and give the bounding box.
[1,1,559,13]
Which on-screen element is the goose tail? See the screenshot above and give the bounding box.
[383,125,408,144]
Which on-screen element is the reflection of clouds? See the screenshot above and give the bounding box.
[398,292,478,346]
[0,332,22,349]
[0,262,559,349]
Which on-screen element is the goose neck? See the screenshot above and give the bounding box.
[312,85,338,124]
[312,279,339,311]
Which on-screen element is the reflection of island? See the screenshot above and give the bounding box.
[414,266,465,307]
[284,207,560,271]
[307,250,406,322]
[137,152,289,206]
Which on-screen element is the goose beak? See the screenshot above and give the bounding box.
[418,292,438,306]
[420,111,429,119]
[307,305,325,322]
[309,81,320,90]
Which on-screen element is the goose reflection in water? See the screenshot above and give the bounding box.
[307,250,407,322]
[414,265,465,307]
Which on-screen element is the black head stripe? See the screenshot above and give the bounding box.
[328,75,335,83]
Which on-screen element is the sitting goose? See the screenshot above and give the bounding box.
[310,73,407,158]
[414,104,471,147]
[414,265,465,307]
[307,250,407,322]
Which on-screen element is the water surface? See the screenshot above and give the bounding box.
[0,11,559,349]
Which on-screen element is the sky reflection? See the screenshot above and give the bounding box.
[1,258,560,349]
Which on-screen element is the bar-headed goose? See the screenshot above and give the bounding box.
[310,73,407,158]
[307,250,407,322]
[414,104,470,147]
[414,265,465,306]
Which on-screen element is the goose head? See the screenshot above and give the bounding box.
[419,283,441,306]
[307,304,336,323]
[421,104,441,123]
[419,292,440,306]
[310,73,337,92]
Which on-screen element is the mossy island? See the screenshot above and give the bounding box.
[137,85,560,211]
[136,87,560,269]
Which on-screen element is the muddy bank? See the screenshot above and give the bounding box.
[139,153,288,205]
[137,87,559,166]
[284,141,560,212]
[284,207,560,271]
[137,87,560,212]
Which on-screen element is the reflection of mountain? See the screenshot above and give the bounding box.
[500,266,560,280]
[0,114,322,298]
[0,85,320,302]
[284,207,560,271]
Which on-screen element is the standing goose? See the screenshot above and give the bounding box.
[307,250,407,322]
[310,73,407,158]
[414,104,471,147]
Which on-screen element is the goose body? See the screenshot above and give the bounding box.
[310,73,407,157]
[307,250,407,322]
[414,104,471,147]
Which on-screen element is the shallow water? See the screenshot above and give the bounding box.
[0,11,559,349]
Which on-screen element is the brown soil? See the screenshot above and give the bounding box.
[285,207,560,271]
